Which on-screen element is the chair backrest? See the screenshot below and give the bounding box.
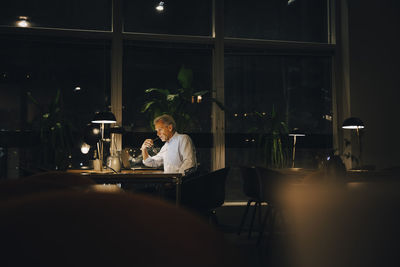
[182,167,230,211]
[239,166,260,200]
[254,167,284,203]
[239,166,284,203]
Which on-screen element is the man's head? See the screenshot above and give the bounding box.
[153,114,176,142]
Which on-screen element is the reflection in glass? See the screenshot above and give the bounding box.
[0,0,112,31]
[225,55,332,136]
[0,36,111,169]
[122,41,212,133]
[224,53,332,200]
[122,41,213,172]
[124,0,212,36]
[225,0,328,42]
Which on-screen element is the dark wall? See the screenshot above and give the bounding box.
[348,0,400,169]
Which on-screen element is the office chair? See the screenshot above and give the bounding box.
[237,166,284,245]
[181,167,230,224]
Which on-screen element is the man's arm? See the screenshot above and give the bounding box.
[142,145,165,168]
[141,139,153,161]
[178,135,197,174]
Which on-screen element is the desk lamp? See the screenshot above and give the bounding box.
[289,130,305,168]
[92,111,116,171]
[342,117,365,168]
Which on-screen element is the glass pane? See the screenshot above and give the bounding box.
[225,53,332,200]
[0,36,111,170]
[0,0,111,31]
[225,0,328,43]
[122,41,213,172]
[124,0,212,36]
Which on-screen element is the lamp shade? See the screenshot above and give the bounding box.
[92,111,116,124]
[289,129,306,137]
[342,117,365,129]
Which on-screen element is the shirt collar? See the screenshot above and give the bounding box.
[167,131,178,143]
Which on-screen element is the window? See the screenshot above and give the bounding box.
[122,41,213,171]
[225,0,328,43]
[224,53,332,200]
[0,0,111,31]
[123,0,212,36]
[0,1,336,189]
[0,36,111,169]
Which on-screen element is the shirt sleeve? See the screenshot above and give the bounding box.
[142,145,165,168]
[178,135,197,174]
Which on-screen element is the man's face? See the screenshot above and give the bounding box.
[154,121,174,142]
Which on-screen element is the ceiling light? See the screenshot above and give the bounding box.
[16,16,30,27]
[156,1,165,12]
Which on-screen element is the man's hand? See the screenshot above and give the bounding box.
[141,139,154,160]
[141,139,154,151]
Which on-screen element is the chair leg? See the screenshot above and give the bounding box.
[258,202,263,226]
[237,200,252,235]
[257,205,276,246]
[208,209,219,225]
[248,202,259,239]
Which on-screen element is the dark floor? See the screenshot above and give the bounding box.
[211,205,291,267]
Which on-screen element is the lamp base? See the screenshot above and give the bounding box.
[93,159,102,171]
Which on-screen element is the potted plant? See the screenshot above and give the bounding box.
[141,65,222,132]
[248,106,290,169]
[27,89,75,170]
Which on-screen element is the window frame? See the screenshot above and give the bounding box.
[0,0,343,171]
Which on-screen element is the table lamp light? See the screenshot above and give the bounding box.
[289,130,305,168]
[91,111,117,171]
[342,117,365,169]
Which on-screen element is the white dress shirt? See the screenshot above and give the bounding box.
[143,132,197,174]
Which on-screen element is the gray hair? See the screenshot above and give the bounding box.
[153,114,176,130]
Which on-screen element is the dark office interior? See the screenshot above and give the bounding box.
[1,1,400,266]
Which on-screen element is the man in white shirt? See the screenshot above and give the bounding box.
[141,114,197,175]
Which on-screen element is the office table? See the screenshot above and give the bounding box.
[67,169,183,205]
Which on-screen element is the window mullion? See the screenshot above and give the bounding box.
[212,0,225,170]
[111,0,123,151]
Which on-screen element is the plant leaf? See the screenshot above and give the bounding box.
[177,65,193,89]
[26,91,40,106]
[145,88,170,96]
[54,89,61,106]
[247,127,258,133]
[141,101,156,113]
[167,94,179,101]
[193,90,209,96]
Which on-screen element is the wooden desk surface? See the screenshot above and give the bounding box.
[67,169,183,205]
[67,169,182,183]
[68,168,180,176]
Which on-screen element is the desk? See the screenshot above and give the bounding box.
[67,169,183,205]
